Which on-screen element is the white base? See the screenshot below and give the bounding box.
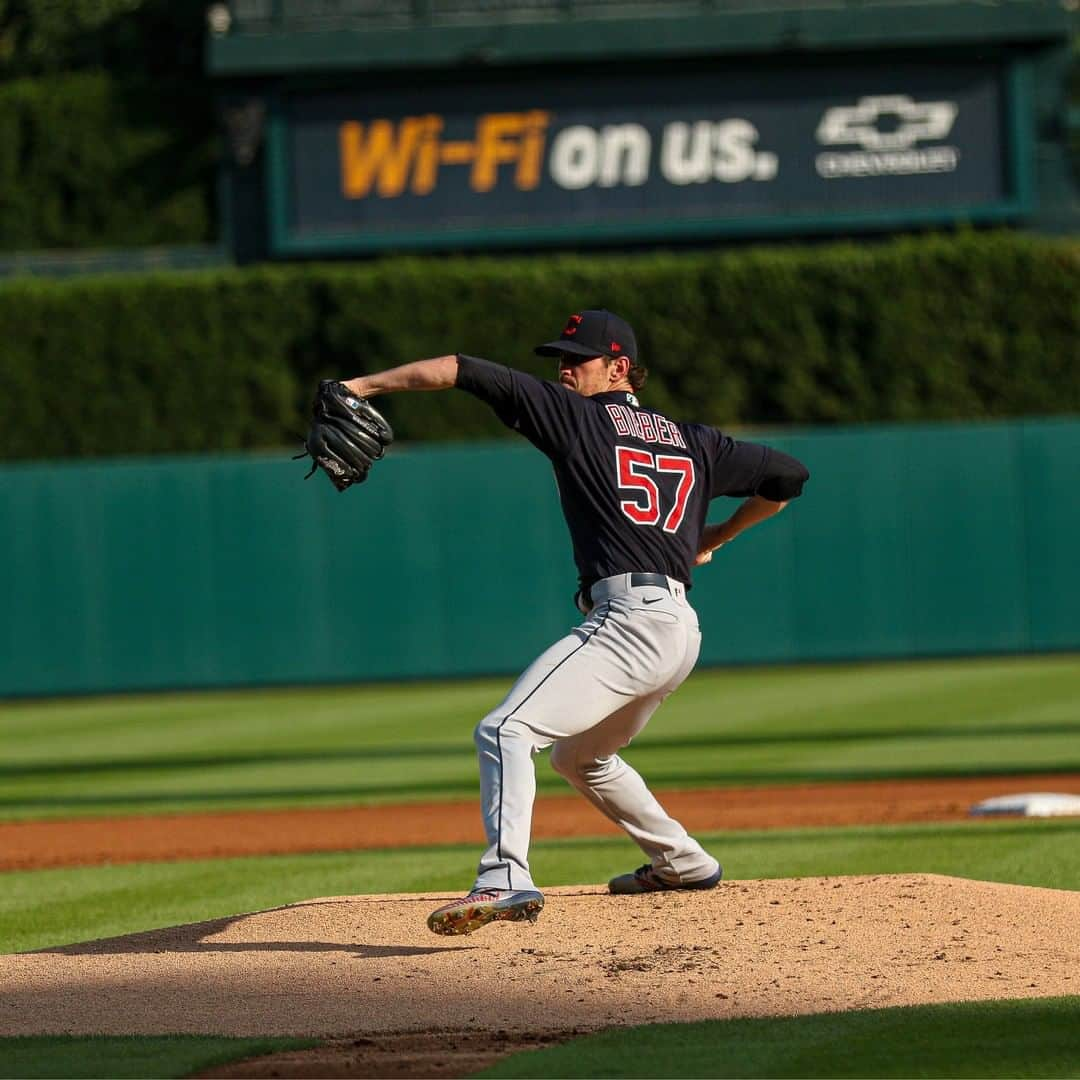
[970,792,1080,818]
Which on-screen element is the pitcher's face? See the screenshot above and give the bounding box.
[556,354,615,397]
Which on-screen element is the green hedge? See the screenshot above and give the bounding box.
[0,0,207,81]
[2,233,1077,460]
[0,71,214,250]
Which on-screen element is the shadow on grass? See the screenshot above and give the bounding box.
[0,1035,316,1080]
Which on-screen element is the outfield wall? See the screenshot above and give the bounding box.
[1,417,1076,696]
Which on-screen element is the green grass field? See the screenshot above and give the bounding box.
[3,999,1079,1080]
[2,654,1079,1078]
[0,1037,315,1080]
[2,654,1078,819]
[476,998,1080,1079]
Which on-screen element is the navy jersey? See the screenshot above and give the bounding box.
[455,355,801,589]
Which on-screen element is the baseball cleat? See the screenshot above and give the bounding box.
[427,888,545,936]
[608,863,723,895]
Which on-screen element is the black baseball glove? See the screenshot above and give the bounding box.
[295,380,394,492]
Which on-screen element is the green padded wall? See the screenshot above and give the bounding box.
[1,419,1076,697]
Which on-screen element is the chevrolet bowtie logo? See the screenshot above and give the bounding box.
[816,95,958,151]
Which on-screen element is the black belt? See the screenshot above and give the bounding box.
[582,573,670,608]
[628,573,670,591]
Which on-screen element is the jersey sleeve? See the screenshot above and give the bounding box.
[706,430,810,500]
[454,353,584,458]
[756,448,810,501]
[706,433,770,498]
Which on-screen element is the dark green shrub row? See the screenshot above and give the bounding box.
[0,0,207,80]
[2,233,1077,461]
[0,71,214,250]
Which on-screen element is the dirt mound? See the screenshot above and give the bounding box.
[3,875,1077,1072]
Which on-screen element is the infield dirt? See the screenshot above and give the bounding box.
[3,875,1078,1077]
[4,772,1080,871]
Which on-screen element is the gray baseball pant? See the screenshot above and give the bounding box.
[472,572,719,893]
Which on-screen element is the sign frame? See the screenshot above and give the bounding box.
[263,57,1036,256]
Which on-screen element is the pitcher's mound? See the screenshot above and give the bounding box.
[4,875,1078,1063]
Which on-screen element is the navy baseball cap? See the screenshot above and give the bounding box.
[535,309,638,363]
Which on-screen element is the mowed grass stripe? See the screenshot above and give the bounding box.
[5,719,1079,780]
[1,656,1078,820]
[3,761,1080,820]
[3,819,1078,954]
[6,655,1078,756]
[476,997,1080,1079]
[8,648,1080,751]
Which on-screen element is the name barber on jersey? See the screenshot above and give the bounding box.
[604,394,687,449]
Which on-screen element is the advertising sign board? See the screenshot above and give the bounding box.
[269,60,1026,252]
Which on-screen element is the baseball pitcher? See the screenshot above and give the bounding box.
[318,310,809,935]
